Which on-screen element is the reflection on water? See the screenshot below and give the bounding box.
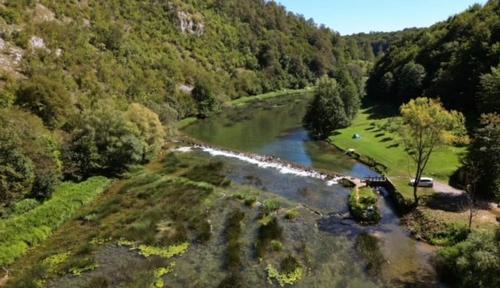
[183,95,440,286]
[184,96,378,178]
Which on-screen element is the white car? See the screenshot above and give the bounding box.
[409,177,434,187]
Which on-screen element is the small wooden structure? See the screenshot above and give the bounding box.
[363,176,388,186]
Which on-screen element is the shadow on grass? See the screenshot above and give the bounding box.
[386,143,400,149]
[424,193,469,212]
[380,137,393,143]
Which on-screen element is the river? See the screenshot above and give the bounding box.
[182,94,441,287]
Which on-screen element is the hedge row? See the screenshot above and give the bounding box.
[0,177,111,266]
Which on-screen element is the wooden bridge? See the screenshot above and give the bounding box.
[363,176,388,185]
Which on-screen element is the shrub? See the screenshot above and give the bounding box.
[192,77,219,118]
[8,199,40,216]
[348,187,380,224]
[256,216,283,257]
[64,102,164,178]
[15,75,73,128]
[0,109,61,203]
[266,256,304,287]
[0,177,110,266]
[436,228,500,288]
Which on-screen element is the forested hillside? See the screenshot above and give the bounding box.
[343,28,422,62]
[366,0,500,118]
[0,0,368,208]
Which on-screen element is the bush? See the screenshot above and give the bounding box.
[436,228,500,288]
[0,109,61,203]
[192,77,219,118]
[64,102,164,178]
[15,75,73,128]
[348,187,380,224]
[303,77,350,139]
[8,199,40,216]
[0,177,111,266]
[256,216,283,257]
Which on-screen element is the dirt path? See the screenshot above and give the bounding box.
[433,181,464,195]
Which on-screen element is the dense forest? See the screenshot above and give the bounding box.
[0,1,499,287]
[0,0,369,208]
[366,0,500,118]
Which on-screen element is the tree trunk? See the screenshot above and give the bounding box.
[413,184,419,206]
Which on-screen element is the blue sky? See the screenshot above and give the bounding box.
[277,0,488,35]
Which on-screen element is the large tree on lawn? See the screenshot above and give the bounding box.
[399,98,466,206]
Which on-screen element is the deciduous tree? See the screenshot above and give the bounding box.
[399,98,466,206]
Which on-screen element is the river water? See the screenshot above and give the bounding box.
[183,95,440,286]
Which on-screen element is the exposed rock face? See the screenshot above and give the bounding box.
[176,10,204,36]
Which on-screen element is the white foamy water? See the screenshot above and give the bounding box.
[173,146,193,153]
[174,145,342,185]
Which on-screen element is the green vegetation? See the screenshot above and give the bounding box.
[348,187,380,224]
[399,98,466,205]
[266,256,304,287]
[366,1,499,118]
[64,102,165,179]
[329,107,465,200]
[218,209,245,288]
[303,76,361,139]
[5,151,339,287]
[229,88,312,108]
[464,113,500,201]
[403,207,471,246]
[0,0,368,223]
[119,241,190,259]
[0,177,110,266]
[256,215,283,258]
[0,109,61,204]
[436,227,500,288]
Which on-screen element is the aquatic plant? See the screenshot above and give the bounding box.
[266,262,304,287]
[152,264,175,288]
[284,208,300,220]
[42,252,71,273]
[0,177,111,266]
[118,240,189,260]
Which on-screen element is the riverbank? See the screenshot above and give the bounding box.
[6,148,410,287]
[327,105,499,246]
[327,105,465,201]
[176,87,314,130]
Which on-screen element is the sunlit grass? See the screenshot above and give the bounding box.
[329,106,465,199]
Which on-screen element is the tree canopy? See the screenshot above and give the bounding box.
[399,98,466,206]
[366,0,500,119]
[303,76,360,139]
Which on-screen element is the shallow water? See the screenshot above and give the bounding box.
[183,95,440,286]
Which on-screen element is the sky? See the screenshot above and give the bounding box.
[277,0,488,35]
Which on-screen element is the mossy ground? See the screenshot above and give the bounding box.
[5,150,381,287]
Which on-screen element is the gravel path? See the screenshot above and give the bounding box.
[433,181,464,195]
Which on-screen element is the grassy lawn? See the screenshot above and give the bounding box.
[177,88,313,129]
[329,106,466,199]
[228,87,313,107]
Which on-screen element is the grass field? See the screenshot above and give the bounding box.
[329,106,466,198]
[228,87,313,108]
[176,88,313,130]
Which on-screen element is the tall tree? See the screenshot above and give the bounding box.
[399,98,466,206]
[303,77,349,139]
[465,113,500,201]
[477,66,500,114]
